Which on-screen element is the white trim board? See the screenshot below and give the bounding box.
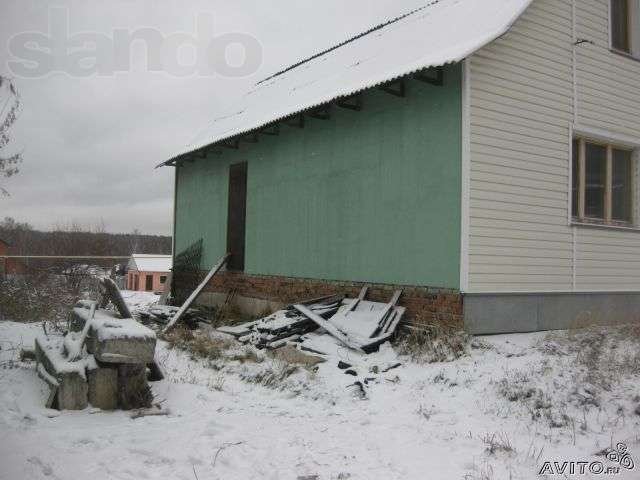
[459,58,471,294]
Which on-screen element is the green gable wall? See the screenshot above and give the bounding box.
[175,64,462,289]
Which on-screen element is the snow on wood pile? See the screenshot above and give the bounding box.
[217,289,404,357]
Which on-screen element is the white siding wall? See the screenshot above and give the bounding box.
[467,0,640,293]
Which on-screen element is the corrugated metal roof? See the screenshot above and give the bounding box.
[129,254,172,272]
[161,0,532,167]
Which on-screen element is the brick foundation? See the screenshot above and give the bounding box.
[197,271,464,329]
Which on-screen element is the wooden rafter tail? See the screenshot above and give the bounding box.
[379,79,405,97]
[336,95,363,111]
[163,253,231,334]
[260,124,280,136]
[309,105,331,120]
[284,114,305,128]
[414,67,444,86]
[222,139,240,149]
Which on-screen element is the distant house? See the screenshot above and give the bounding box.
[0,237,8,276]
[160,0,640,333]
[126,254,172,293]
[0,237,26,277]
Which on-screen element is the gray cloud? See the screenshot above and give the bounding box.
[0,0,425,235]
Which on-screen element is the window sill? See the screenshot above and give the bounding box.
[571,220,640,232]
[610,48,640,63]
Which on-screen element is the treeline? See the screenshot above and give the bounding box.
[0,217,171,259]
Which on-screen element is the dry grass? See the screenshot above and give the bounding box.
[556,322,640,391]
[162,328,235,361]
[482,433,515,456]
[239,360,299,389]
[395,325,469,363]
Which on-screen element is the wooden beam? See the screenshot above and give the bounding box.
[260,124,280,136]
[309,105,331,120]
[285,114,305,128]
[414,67,443,86]
[243,133,259,143]
[379,79,405,97]
[337,95,363,111]
[222,139,239,149]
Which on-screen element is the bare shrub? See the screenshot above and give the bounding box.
[497,371,536,402]
[496,370,572,428]
[239,361,298,389]
[562,324,640,392]
[482,433,515,456]
[395,325,469,363]
[162,328,235,361]
[0,273,97,331]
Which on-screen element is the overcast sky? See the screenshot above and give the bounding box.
[0,0,424,235]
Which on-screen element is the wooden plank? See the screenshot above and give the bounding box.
[293,304,364,352]
[163,253,230,334]
[372,290,402,327]
[345,286,368,313]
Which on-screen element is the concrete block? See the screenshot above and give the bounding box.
[35,336,88,410]
[117,364,152,410]
[87,365,118,410]
[86,312,156,365]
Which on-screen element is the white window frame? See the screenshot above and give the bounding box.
[610,0,640,60]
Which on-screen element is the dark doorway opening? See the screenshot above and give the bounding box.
[145,274,153,291]
[227,162,248,271]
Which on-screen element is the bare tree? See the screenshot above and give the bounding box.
[0,76,22,197]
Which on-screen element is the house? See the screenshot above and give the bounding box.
[0,237,8,277]
[0,237,26,277]
[160,0,640,333]
[126,254,172,293]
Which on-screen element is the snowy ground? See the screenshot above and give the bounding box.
[1,315,639,479]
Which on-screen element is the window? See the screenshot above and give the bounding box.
[611,0,640,57]
[572,137,635,225]
[160,275,167,284]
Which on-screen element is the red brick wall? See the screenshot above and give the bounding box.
[200,271,463,329]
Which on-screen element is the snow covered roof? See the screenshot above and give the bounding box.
[161,0,532,167]
[128,254,172,272]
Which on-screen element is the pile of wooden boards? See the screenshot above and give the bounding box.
[217,288,405,354]
[217,295,343,349]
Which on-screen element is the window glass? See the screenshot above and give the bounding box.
[160,276,167,284]
[584,143,607,219]
[612,0,631,53]
[612,148,633,222]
